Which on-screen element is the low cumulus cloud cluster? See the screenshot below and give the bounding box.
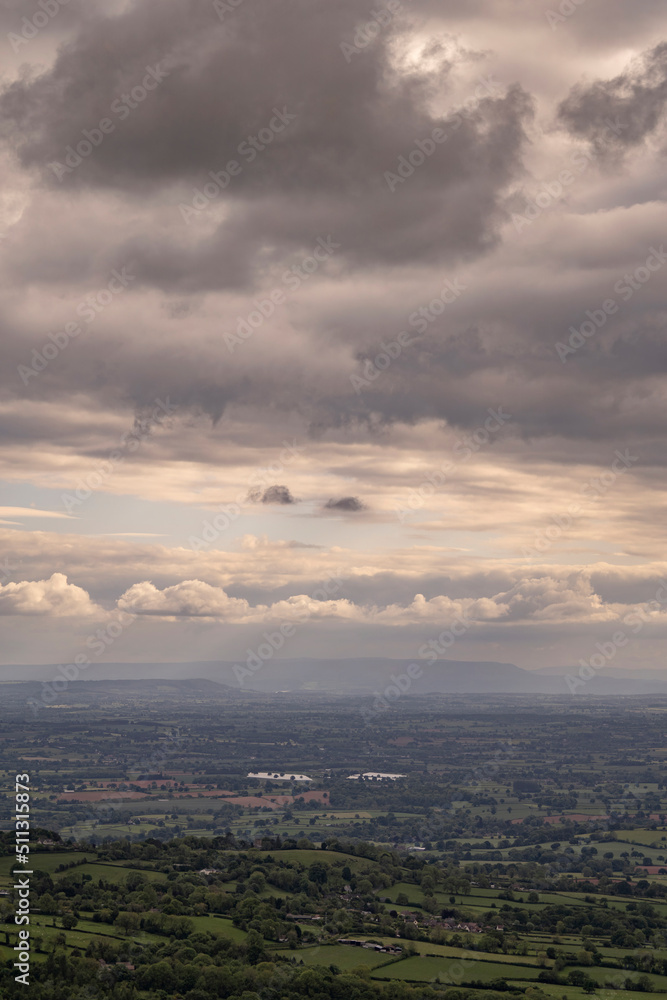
[3,520,667,667]
[3,557,666,634]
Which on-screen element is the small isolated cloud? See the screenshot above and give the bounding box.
[0,572,100,616]
[248,485,298,505]
[324,496,368,512]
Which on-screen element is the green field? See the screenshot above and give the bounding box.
[614,829,667,848]
[2,910,245,963]
[277,944,394,970]
[2,915,161,959]
[0,851,93,885]
[52,861,167,884]
[372,955,544,983]
[536,984,667,1000]
[566,965,667,992]
[187,915,248,942]
[253,849,379,869]
[348,938,548,965]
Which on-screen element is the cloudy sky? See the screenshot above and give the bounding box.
[1,0,667,676]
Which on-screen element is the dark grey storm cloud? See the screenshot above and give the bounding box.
[0,0,532,282]
[0,0,665,540]
[558,42,667,153]
[250,485,298,505]
[324,496,367,512]
[0,0,116,36]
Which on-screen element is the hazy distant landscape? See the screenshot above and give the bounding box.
[4,684,667,1000]
[4,660,667,696]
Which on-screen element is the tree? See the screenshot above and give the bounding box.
[308,861,328,885]
[245,929,264,964]
[114,912,140,936]
[39,892,56,914]
[140,960,176,991]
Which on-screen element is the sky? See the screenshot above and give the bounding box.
[1,0,666,675]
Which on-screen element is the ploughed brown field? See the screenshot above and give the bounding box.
[57,789,329,806]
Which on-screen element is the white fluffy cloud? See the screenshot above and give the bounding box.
[117,579,360,623]
[0,572,101,616]
[117,580,258,620]
[113,570,666,630]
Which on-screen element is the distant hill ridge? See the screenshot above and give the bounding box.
[1,658,666,696]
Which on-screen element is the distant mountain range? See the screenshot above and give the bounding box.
[2,658,667,697]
